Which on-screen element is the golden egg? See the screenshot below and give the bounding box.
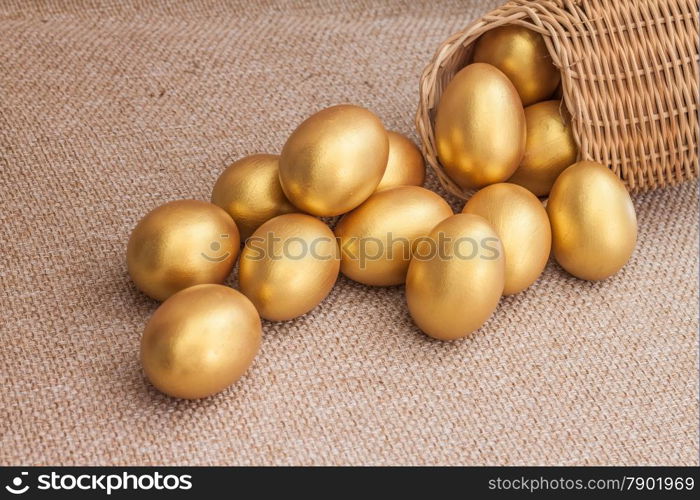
[141,284,261,399]
[473,25,561,106]
[127,200,240,301]
[435,63,526,190]
[547,161,637,280]
[239,213,340,321]
[211,154,297,241]
[375,131,426,191]
[406,214,505,340]
[335,186,452,286]
[462,183,551,295]
[507,100,578,196]
[279,104,389,216]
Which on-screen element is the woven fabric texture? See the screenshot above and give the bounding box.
[1,0,698,466]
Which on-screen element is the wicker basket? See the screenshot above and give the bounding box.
[416,0,699,199]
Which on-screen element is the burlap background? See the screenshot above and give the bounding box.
[1,0,698,466]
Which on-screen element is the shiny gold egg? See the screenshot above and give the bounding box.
[239,213,340,321]
[473,25,561,106]
[507,100,578,196]
[435,63,526,190]
[547,161,637,280]
[127,200,240,301]
[279,104,389,216]
[406,214,505,340]
[141,284,261,399]
[335,186,452,286]
[462,183,551,295]
[375,131,426,191]
[211,154,297,241]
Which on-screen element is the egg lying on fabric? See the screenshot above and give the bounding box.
[238,213,340,321]
[335,186,452,286]
[211,154,297,241]
[547,161,637,281]
[435,63,526,191]
[462,183,551,295]
[127,199,240,301]
[472,24,561,106]
[279,104,389,216]
[375,131,426,191]
[141,284,261,399]
[406,214,505,340]
[507,100,578,197]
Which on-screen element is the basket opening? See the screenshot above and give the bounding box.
[420,19,573,200]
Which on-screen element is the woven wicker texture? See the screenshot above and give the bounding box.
[1,0,698,466]
[417,0,700,198]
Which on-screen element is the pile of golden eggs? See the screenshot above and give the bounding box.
[128,25,637,400]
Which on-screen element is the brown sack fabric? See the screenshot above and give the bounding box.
[0,0,698,465]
